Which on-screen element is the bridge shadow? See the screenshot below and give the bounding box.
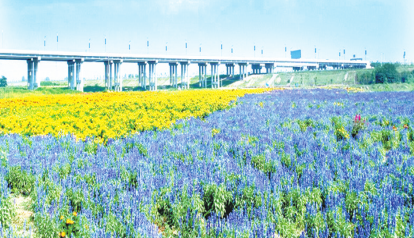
[83,75,243,92]
[83,85,106,92]
[189,75,242,89]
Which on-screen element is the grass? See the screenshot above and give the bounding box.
[361,83,414,92]
[273,68,374,87]
[1,67,414,99]
[0,86,81,99]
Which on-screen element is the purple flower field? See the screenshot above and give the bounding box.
[0,89,414,237]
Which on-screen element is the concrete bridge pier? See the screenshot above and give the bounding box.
[238,63,248,80]
[67,59,75,90]
[252,64,262,74]
[104,61,110,88]
[226,63,235,77]
[169,62,178,88]
[210,62,220,88]
[113,60,123,92]
[180,61,190,89]
[148,61,158,91]
[27,57,40,90]
[265,63,275,74]
[198,63,208,88]
[138,62,147,89]
[75,59,84,92]
[109,61,114,90]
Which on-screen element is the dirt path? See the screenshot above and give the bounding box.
[287,75,295,86]
[260,74,277,87]
[12,195,34,237]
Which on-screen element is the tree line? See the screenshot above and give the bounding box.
[357,63,414,85]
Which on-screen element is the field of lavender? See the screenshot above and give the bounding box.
[1,89,414,237]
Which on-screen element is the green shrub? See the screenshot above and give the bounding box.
[5,166,36,195]
[375,63,400,84]
[0,76,7,87]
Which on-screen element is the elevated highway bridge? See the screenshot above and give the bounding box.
[0,49,370,91]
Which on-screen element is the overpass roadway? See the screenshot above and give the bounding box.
[0,49,369,91]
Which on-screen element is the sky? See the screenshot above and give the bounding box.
[0,0,413,81]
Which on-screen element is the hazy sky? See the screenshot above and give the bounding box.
[0,0,412,81]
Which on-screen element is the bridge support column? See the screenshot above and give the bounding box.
[138,62,147,90]
[265,63,275,74]
[238,63,248,80]
[148,61,158,91]
[67,60,75,90]
[75,59,84,92]
[104,61,110,88]
[109,61,114,90]
[210,62,220,88]
[252,64,262,74]
[27,58,40,90]
[198,63,208,88]
[113,60,123,92]
[226,63,235,77]
[180,61,190,89]
[169,62,178,88]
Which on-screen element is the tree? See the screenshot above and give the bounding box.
[0,76,7,87]
[375,63,400,84]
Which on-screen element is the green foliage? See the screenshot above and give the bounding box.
[331,117,350,141]
[375,63,400,84]
[0,196,15,229]
[0,76,7,87]
[296,118,314,132]
[251,154,276,177]
[57,212,90,238]
[203,184,234,219]
[33,213,59,238]
[357,71,375,84]
[40,81,66,86]
[5,166,36,195]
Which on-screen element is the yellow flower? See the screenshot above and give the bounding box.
[60,231,66,237]
[0,89,280,143]
[60,215,64,220]
[66,219,74,225]
[73,211,77,216]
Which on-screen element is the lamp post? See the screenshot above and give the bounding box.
[89,39,91,52]
[129,41,131,54]
[254,43,256,57]
[199,43,202,56]
[185,40,187,55]
[105,36,107,52]
[165,42,168,54]
[44,36,46,50]
[365,48,367,61]
[231,45,233,56]
[147,37,149,54]
[221,41,223,57]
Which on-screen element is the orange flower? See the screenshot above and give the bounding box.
[393,126,397,131]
